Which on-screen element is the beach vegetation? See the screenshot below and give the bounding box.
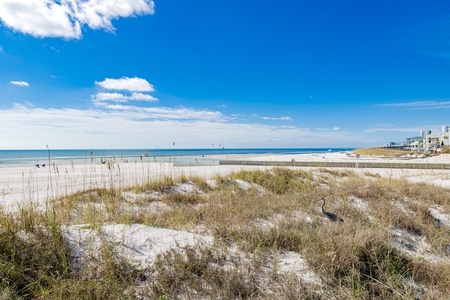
[0,166,449,299]
[352,147,414,157]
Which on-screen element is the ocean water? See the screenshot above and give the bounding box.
[0,148,354,166]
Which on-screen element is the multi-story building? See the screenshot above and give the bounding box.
[403,126,450,152]
[420,129,431,137]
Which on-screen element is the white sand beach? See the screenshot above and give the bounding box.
[0,160,259,212]
[2,151,450,211]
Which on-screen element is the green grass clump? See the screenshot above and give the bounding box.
[231,168,313,194]
[0,222,72,299]
[163,192,202,206]
[143,245,269,299]
[133,175,174,193]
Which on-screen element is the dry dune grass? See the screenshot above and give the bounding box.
[1,166,449,299]
[351,147,414,157]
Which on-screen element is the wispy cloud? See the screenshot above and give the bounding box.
[0,0,155,39]
[0,45,3,52]
[92,102,224,121]
[0,104,364,149]
[252,114,292,121]
[10,81,30,87]
[314,126,342,132]
[365,126,428,133]
[377,100,450,110]
[93,92,158,103]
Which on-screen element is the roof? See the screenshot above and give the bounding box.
[424,133,446,138]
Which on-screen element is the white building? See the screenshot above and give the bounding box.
[420,129,431,137]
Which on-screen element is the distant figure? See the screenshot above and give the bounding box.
[317,197,344,222]
[35,164,40,168]
[42,164,45,167]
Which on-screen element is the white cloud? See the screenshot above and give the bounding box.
[0,104,367,149]
[130,92,157,101]
[279,116,292,121]
[0,0,78,39]
[10,80,30,87]
[92,102,223,121]
[365,126,430,133]
[332,126,341,131]
[0,0,155,39]
[93,92,158,103]
[95,77,155,92]
[93,92,129,102]
[252,114,292,121]
[92,77,158,106]
[377,100,450,110]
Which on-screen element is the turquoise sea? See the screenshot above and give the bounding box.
[0,148,354,166]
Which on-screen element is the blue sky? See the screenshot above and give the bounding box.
[1,0,450,149]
